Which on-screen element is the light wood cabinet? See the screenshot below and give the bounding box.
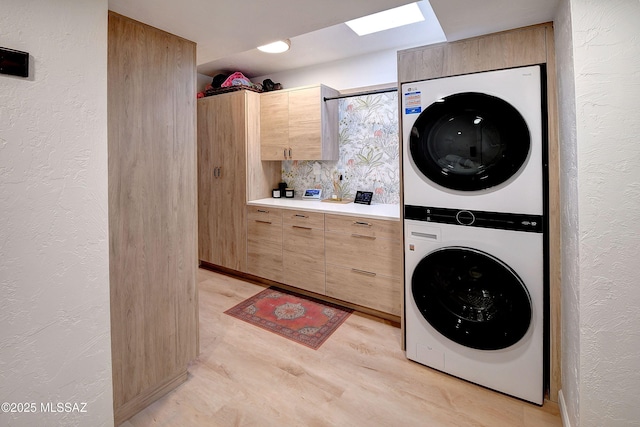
[198,91,279,271]
[260,85,339,160]
[108,12,198,425]
[397,24,548,83]
[246,206,283,282]
[324,214,403,316]
[283,210,326,294]
[245,207,402,316]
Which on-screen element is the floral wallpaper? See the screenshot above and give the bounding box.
[281,91,400,204]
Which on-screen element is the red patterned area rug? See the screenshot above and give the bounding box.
[224,287,352,350]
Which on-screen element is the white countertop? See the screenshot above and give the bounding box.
[248,198,400,220]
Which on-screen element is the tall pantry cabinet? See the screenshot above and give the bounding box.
[198,90,279,271]
[108,12,198,425]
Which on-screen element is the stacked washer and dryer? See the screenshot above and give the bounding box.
[401,65,547,405]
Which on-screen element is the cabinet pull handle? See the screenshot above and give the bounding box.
[218,166,222,178]
[294,214,308,218]
[351,268,376,277]
[255,220,272,224]
[213,167,218,178]
[353,221,372,227]
[292,225,312,230]
[257,209,269,213]
[288,148,292,158]
[284,149,287,159]
[351,233,376,240]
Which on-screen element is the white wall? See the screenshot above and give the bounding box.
[0,1,113,426]
[255,47,401,92]
[197,72,213,92]
[556,0,640,425]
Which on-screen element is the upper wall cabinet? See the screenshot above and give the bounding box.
[260,84,339,161]
[397,24,548,84]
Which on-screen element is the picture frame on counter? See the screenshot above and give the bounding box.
[354,191,373,205]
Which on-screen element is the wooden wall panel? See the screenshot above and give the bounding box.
[398,24,548,83]
[246,91,281,201]
[398,23,561,403]
[108,11,198,424]
[544,26,562,404]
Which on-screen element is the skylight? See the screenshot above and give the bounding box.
[345,2,425,36]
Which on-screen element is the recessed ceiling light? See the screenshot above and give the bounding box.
[345,2,425,36]
[257,39,291,53]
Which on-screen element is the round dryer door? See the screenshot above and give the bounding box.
[412,247,532,350]
[409,92,530,191]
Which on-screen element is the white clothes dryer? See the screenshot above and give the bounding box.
[404,206,544,405]
[402,65,545,216]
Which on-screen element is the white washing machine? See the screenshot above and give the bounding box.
[404,206,544,405]
[402,65,545,215]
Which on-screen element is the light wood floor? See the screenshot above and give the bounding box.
[122,268,562,427]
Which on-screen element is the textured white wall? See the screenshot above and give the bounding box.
[554,0,581,425]
[573,1,640,425]
[556,0,640,425]
[0,1,113,426]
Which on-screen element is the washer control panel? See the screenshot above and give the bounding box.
[404,205,544,233]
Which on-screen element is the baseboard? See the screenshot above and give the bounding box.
[114,370,188,426]
[558,389,571,427]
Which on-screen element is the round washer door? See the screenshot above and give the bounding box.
[412,246,532,350]
[409,92,530,191]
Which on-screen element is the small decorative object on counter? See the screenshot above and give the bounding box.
[278,182,287,194]
[354,191,373,205]
[272,188,281,198]
[332,174,345,201]
[285,188,295,198]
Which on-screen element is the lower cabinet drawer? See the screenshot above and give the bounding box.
[326,265,401,316]
[247,206,283,224]
[247,214,282,243]
[325,232,402,278]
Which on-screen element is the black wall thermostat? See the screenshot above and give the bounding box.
[0,47,29,78]
[354,191,373,205]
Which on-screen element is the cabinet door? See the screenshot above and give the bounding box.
[108,12,198,423]
[247,207,283,282]
[198,92,247,271]
[283,211,325,294]
[283,226,325,294]
[288,86,322,160]
[260,91,289,160]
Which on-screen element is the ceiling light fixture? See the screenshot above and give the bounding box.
[345,2,425,36]
[257,39,291,53]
